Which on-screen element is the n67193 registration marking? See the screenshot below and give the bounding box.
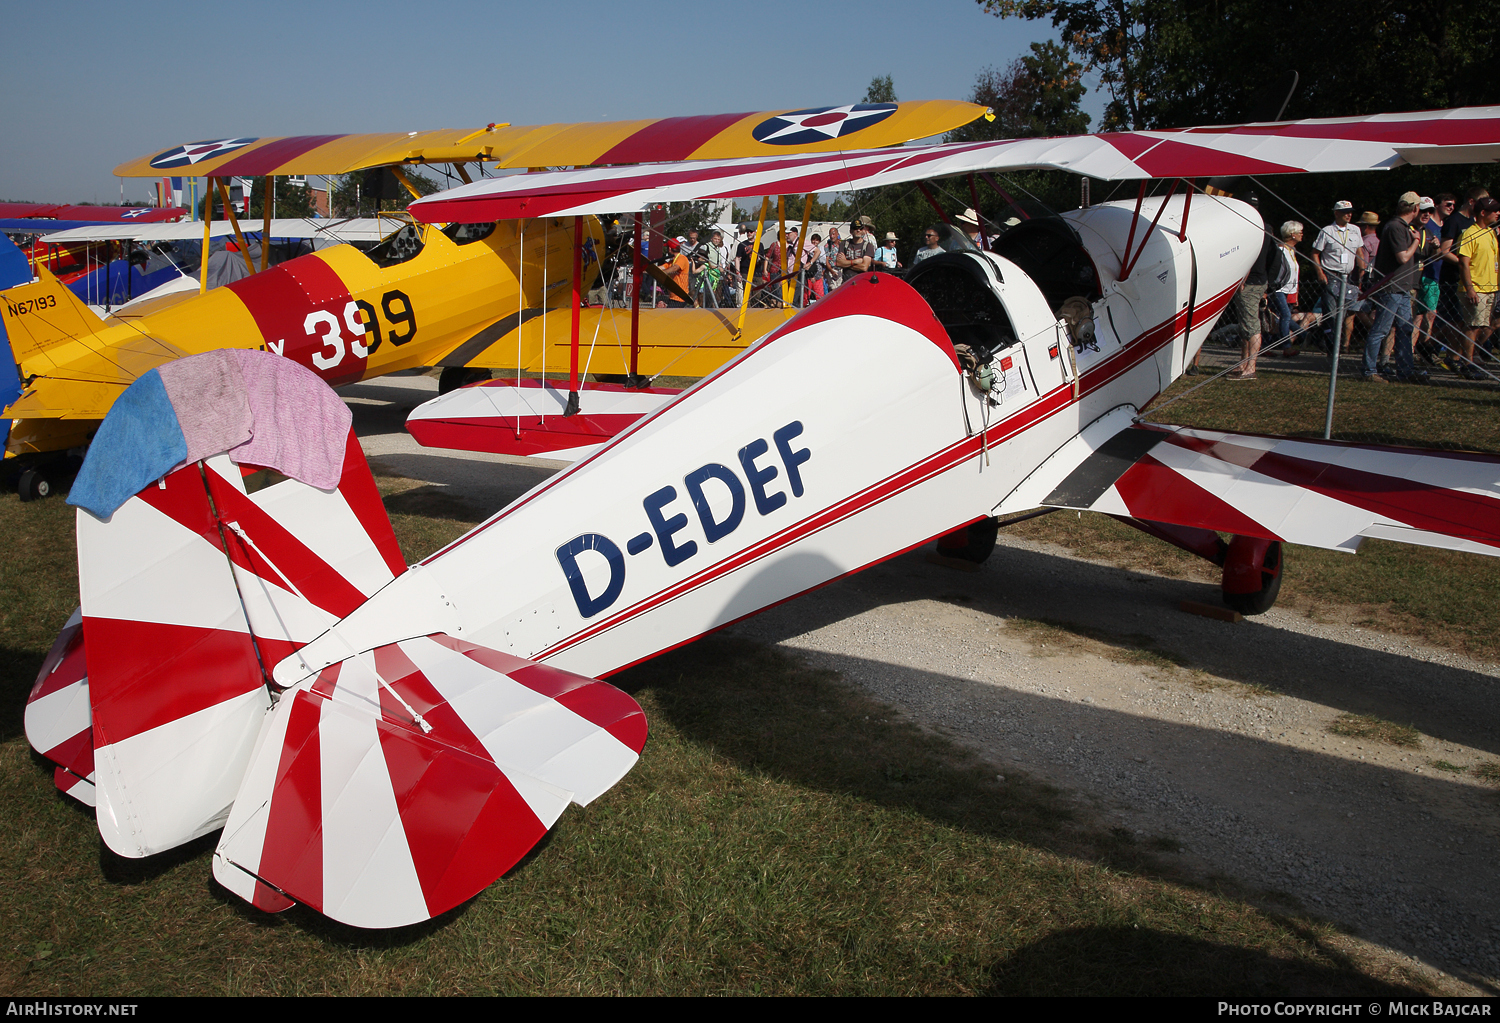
[5,295,57,317]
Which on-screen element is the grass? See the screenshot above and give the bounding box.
[1474,763,1500,786]
[0,483,1437,996]
[1010,369,1500,662]
[1428,760,1467,774]
[1326,713,1423,749]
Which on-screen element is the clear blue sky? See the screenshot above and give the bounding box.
[1,0,1101,205]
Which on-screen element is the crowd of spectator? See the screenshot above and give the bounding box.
[617,211,943,312]
[1236,186,1500,383]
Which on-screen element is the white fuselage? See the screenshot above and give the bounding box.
[280,195,1263,684]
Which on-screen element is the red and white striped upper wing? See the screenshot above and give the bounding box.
[213,633,646,928]
[410,107,1500,223]
[1039,423,1500,556]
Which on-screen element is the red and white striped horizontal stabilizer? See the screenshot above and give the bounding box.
[25,607,96,806]
[406,378,680,461]
[213,633,646,928]
[1040,423,1500,555]
[78,434,408,857]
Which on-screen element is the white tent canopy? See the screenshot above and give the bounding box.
[37,217,400,245]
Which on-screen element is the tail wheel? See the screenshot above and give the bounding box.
[18,469,50,502]
[1221,535,1283,615]
[935,517,1000,564]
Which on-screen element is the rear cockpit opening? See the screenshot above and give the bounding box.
[990,217,1101,313]
[990,216,1102,350]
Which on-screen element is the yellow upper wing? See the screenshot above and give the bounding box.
[112,101,987,177]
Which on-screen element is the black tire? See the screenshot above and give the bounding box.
[936,517,999,564]
[1222,540,1283,615]
[438,367,491,395]
[18,469,50,502]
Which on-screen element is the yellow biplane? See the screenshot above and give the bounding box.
[1,102,987,481]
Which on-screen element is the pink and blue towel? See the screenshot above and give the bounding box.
[69,350,354,518]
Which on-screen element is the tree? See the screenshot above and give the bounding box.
[248,177,316,219]
[947,40,1090,142]
[330,168,441,217]
[863,75,897,104]
[978,0,1500,130]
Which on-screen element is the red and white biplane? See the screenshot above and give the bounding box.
[26,106,1500,929]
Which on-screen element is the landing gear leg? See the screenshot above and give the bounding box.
[935,516,1000,564]
[1111,517,1284,616]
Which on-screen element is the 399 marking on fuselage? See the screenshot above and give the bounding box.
[265,288,417,374]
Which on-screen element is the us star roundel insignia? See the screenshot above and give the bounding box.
[148,138,259,169]
[751,104,898,146]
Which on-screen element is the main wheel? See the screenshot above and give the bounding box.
[1221,536,1282,615]
[18,469,50,502]
[935,517,1000,564]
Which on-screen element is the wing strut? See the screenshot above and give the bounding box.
[917,182,950,225]
[785,194,813,315]
[260,176,271,272]
[630,212,643,381]
[214,179,256,275]
[199,178,213,294]
[735,197,770,339]
[1119,179,1180,282]
[566,216,582,416]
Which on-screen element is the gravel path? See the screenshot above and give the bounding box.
[344,373,1500,993]
[730,536,1500,992]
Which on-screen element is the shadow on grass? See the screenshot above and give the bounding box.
[618,637,1137,869]
[616,636,1435,996]
[981,924,1420,996]
[383,486,486,523]
[1,644,46,743]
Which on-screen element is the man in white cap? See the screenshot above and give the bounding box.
[1311,200,1367,352]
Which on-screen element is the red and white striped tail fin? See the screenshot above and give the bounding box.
[212,632,646,928]
[25,608,96,806]
[77,433,406,858]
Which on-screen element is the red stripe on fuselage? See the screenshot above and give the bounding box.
[532,285,1234,660]
[226,255,362,386]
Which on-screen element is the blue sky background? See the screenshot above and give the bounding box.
[1,0,1103,204]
